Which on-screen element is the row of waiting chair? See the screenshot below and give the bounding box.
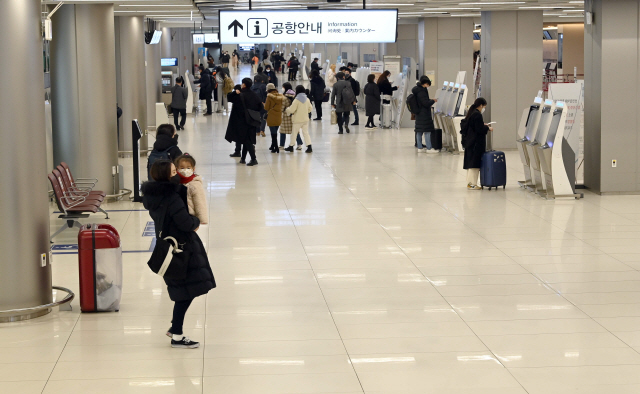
[48,162,109,242]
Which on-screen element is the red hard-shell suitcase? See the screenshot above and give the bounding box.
[78,224,123,312]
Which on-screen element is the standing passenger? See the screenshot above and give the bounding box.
[309,70,326,121]
[226,78,264,166]
[412,76,438,152]
[170,76,188,130]
[285,85,313,153]
[463,97,491,190]
[264,83,286,153]
[141,160,215,349]
[363,74,380,130]
[330,72,356,134]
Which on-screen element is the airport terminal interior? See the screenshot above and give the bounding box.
[6,0,640,393]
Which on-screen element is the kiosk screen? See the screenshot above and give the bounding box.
[454,90,465,116]
[545,109,563,147]
[533,107,552,143]
[524,105,540,141]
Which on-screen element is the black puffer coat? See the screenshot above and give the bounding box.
[309,76,326,102]
[196,69,212,100]
[153,133,182,162]
[463,109,489,169]
[141,181,215,302]
[363,82,380,116]
[412,84,435,134]
[225,88,263,145]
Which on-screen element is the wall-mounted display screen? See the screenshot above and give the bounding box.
[193,34,205,44]
[239,45,255,51]
[219,9,398,44]
[149,30,162,45]
[161,58,178,67]
[204,33,218,43]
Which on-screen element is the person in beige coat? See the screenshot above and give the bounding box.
[325,64,337,88]
[284,85,313,153]
[264,83,286,153]
[278,82,303,149]
[175,154,208,225]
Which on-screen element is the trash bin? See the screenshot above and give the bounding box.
[78,224,122,312]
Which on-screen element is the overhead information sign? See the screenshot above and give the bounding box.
[219,10,398,44]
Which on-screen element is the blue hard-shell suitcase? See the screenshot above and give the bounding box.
[480,150,507,190]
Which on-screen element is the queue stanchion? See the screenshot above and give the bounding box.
[132,120,143,203]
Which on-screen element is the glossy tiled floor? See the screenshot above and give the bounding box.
[5,66,640,393]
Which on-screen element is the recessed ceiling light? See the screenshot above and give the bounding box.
[461,2,525,4]
[558,15,583,17]
[519,6,574,9]
[451,13,481,16]
[424,7,481,11]
[118,4,193,6]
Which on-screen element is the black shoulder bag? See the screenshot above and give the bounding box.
[240,93,262,127]
[147,199,191,280]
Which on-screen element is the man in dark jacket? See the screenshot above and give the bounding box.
[309,70,326,120]
[311,58,322,73]
[264,65,279,88]
[226,78,264,166]
[343,67,360,125]
[255,66,269,85]
[331,72,356,134]
[195,66,213,115]
[412,76,438,152]
[288,57,299,81]
[170,77,188,130]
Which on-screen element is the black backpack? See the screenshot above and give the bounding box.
[341,84,356,106]
[459,118,470,148]
[352,79,361,96]
[406,93,420,115]
[147,147,172,181]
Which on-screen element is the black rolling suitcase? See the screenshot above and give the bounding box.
[431,129,443,151]
[480,129,507,190]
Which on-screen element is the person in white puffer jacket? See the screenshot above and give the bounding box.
[284,85,313,153]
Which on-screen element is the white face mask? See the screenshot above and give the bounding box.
[481,107,486,114]
[178,168,193,177]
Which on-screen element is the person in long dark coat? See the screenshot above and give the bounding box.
[463,97,492,190]
[412,76,437,151]
[309,70,326,120]
[195,66,213,115]
[141,160,215,349]
[363,74,380,129]
[225,78,264,166]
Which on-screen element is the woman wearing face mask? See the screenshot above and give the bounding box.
[462,97,492,190]
[141,160,216,349]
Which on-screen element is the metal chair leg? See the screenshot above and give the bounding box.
[98,207,109,219]
[50,221,72,243]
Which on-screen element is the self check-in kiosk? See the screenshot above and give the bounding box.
[442,83,468,153]
[526,99,556,196]
[536,102,582,199]
[517,96,544,189]
[433,82,452,132]
[161,58,179,93]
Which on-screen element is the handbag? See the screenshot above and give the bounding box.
[147,199,190,280]
[323,90,330,103]
[240,93,262,127]
[330,109,338,125]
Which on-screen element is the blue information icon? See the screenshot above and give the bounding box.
[247,18,268,38]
